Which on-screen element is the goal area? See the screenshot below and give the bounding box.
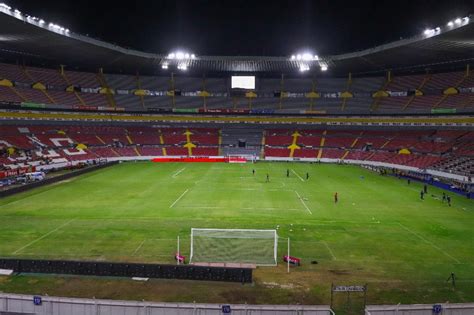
[189,228,278,266]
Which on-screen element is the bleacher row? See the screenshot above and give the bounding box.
[0,62,474,113]
[0,126,220,168]
[1,124,473,176]
[264,129,474,176]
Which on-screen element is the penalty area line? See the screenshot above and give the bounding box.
[291,169,304,182]
[322,241,337,260]
[169,189,189,208]
[132,239,147,255]
[397,223,460,264]
[172,167,186,178]
[12,219,76,255]
[294,190,312,214]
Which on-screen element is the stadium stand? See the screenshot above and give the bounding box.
[2,124,472,177]
[1,62,474,113]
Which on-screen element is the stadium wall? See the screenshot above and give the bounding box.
[264,157,469,182]
[0,162,117,198]
[365,303,474,314]
[0,258,252,283]
[0,293,333,315]
[33,155,470,183]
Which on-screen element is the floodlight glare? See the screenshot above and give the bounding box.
[321,65,328,71]
[463,17,470,22]
[296,54,302,60]
[423,29,431,35]
[299,64,310,72]
[168,53,175,59]
[39,19,44,24]
[447,21,454,27]
[455,18,462,24]
[161,63,168,69]
[314,55,319,60]
[176,52,185,59]
[191,54,196,59]
[302,53,312,61]
[184,53,190,59]
[291,55,296,60]
[435,27,440,32]
[13,9,20,14]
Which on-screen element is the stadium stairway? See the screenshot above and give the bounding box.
[220,126,263,156]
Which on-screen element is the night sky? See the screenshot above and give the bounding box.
[7,0,474,56]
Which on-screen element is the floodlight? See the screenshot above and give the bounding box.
[302,53,312,61]
[435,27,440,32]
[176,52,185,59]
[168,53,175,59]
[455,18,462,24]
[161,63,168,69]
[423,29,432,35]
[299,64,309,72]
[447,21,454,27]
[463,17,469,22]
[191,54,196,59]
[321,65,328,71]
[296,54,302,60]
[291,55,296,60]
[314,55,319,60]
[184,53,190,59]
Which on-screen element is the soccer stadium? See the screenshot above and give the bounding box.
[0,1,473,314]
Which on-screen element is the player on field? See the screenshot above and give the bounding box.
[266,174,269,182]
[287,169,289,177]
[424,184,428,193]
[334,192,338,203]
[252,169,255,175]
[306,172,309,180]
[447,195,451,207]
[442,192,446,203]
[420,190,424,200]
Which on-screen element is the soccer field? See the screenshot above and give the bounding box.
[0,161,473,307]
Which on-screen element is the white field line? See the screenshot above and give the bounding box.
[132,239,147,255]
[12,219,76,255]
[294,190,312,214]
[172,167,186,178]
[397,223,461,264]
[177,205,302,211]
[322,241,337,260]
[169,189,189,208]
[291,169,305,182]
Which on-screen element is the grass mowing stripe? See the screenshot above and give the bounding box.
[169,189,189,208]
[12,219,76,254]
[294,190,312,214]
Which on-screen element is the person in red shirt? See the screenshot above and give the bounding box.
[334,192,338,203]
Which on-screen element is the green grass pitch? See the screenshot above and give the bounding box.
[0,161,473,307]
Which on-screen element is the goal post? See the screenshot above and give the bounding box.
[190,228,278,266]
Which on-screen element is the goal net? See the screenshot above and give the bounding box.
[190,228,278,266]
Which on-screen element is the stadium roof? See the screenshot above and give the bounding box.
[0,6,473,76]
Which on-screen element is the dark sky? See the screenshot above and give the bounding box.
[8,0,474,56]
